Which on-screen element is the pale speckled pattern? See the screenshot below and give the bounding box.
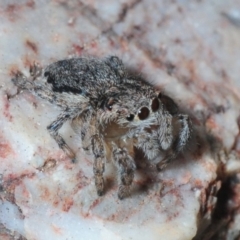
[0,0,240,240]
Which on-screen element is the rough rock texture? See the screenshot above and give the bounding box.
[0,0,240,239]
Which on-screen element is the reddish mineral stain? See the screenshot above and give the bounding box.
[3,97,13,122]
[23,56,33,68]
[25,40,38,54]
[181,171,192,184]
[26,0,35,8]
[53,200,59,208]
[72,44,83,56]
[90,41,97,49]
[194,179,203,188]
[40,187,51,200]
[8,64,19,76]
[51,224,63,235]
[21,184,31,198]
[6,4,17,15]
[0,142,13,158]
[90,198,100,210]
[206,116,218,130]
[62,197,74,212]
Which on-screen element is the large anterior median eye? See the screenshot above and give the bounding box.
[138,107,150,120]
[151,97,159,112]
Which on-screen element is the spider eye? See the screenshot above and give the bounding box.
[44,71,49,77]
[151,97,159,112]
[138,107,150,120]
[106,98,115,111]
[158,92,162,99]
[126,114,134,121]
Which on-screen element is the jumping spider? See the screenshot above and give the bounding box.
[12,56,191,199]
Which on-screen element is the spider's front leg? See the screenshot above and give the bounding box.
[156,114,192,171]
[112,144,136,199]
[174,114,192,152]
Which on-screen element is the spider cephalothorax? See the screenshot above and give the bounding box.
[12,56,191,199]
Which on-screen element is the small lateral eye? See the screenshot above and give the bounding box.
[126,114,134,121]
[138,107,150,120]
[158,92,163,99]
[44,71,49,77]
[106,98,115,110]
[151,97,159,112]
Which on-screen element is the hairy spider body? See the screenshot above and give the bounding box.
[12,56,191,199]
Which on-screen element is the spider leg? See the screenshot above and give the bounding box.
[47,109,82,163]
[112,145,136,199]
[29,63,43,79]
[91,134,105,196]
[12,64,42,90]
[156,152,176,171]
[175,114,192,152]
[71,111,94,153]
[12,70,69,107]
[12,72,34,91]
[156,114,192,171]
[157,114,174,151]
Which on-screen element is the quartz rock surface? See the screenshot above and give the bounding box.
[0,1,240,240]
